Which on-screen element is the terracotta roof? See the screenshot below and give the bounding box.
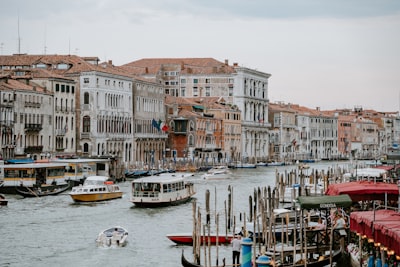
[0,54,132,78]
[121,58,236,75]
[0,78,50,94]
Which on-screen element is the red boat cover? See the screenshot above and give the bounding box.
[325,181,399,201]
[350,210,400,255]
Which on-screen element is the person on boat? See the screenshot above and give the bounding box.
[112,228,121,246]
[333,213,346,229]
[231,234,241,266]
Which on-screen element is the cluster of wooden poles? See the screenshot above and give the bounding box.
[189,164,352,267]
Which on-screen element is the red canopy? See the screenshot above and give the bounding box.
[325,181,399,201]
[350,210,400,255]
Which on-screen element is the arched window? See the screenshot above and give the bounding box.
[83,143,89,153]
[84,92,89,104]
[83,116,90,132]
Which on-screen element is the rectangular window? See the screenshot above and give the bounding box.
[66,85,70,93]
[181,87,186,97]
[55,84,60,92]
[205,87,210,96]
[206,78,210,83]
[193,79,198,84]
[61,85,65,93]
[181,79,186,84]
[193,87,198,97]
[84,78,89,84]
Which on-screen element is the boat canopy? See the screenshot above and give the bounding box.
[350,210,400,256]
[5,158,35,164]
[297,194,352,210]
[325,181,399,201]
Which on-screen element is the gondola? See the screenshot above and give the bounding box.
[181,250,202,267]
[279,249,342,267]
[16,184,70,198]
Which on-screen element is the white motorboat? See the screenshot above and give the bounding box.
[96,226,129,247]
[69,176,123,202]
[201,166,232,180]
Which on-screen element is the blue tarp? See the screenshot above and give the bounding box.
[6,158,35,164]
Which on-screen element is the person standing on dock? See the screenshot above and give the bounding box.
[231,234,241,266]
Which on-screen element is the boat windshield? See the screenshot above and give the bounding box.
[134,182,161,192]
[84,179,104,186]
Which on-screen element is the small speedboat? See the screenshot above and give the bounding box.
[96,226,128,247]
[201,166,232,180]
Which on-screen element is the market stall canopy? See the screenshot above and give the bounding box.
[325,181,399,202]
[350,210,400,256]
[297,194,352,210]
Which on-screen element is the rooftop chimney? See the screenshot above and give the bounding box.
[224,59,229,66]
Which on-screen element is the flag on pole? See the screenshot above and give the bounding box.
[160,121,169,132]
[152,119,160,131]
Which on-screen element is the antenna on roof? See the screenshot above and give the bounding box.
[43,25,47,55]
[17,12,21,54]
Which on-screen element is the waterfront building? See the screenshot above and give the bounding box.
[131,76,167,170]
[28,68,77,158]
[0,77,16,160]
[268,102,298,162]
[0,75,53,160]
[269,102,340,161]
[165,96,241,164]
[122,58,271,163]
[165,96,224,167]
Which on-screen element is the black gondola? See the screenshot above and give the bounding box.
[279,249,342,267]
[181,250,202,267]
[16,184,70,198]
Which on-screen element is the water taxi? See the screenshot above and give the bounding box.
[130,172,195,207]
[69,176,123,202]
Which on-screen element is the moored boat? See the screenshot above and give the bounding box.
[201,165,232,180]
[167,232,234,245]
[95,226,129,247]
[16,183,70,198]
[69,176,123,202]
[0,194,8,206]
[181,250,202,267]
[130,172,195,207]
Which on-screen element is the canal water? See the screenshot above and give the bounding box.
[0,161,351,267]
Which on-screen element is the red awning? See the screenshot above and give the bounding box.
[350,210,400,255]
[325,181,399,201]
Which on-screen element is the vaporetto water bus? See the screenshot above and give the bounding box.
[0,161,69,194]
[130,172,196,207]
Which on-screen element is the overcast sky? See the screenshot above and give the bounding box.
[1,0,400,112]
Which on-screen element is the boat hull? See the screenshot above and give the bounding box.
[16,184,70,198]
[167,233,233,245]
[70,192,123,202]
[132,194,194,208]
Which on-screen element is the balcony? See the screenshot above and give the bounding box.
[56,129,66,136]
[24,145,43,153]
[80,132,91,139]
[24,102,41,108]
[24,123,43,132]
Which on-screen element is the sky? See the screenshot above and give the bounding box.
[1,0,400,112]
